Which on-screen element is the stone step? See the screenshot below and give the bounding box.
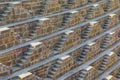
[52,67,59,71]
[99,67,105,71]
[102,61,108,65]
[24,51,33,55]
[47,74,53,78]
[17,63,24,67]
[53,50,59,54]
[12,67,21,72]
[49,70,56,75]
[19,58,27,63]
[23,55,30,59]
[81,52,87,55]
[54,63,61,67]
[56,60,63,64]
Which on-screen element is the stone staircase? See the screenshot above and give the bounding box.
[86,4,98,19]
[0,4,12,21]
[12,42,41,72]
[81,26,92,40]
[38,0,48,15]
[53,33,68,54]
[100,34,111,50]
[29,22,39,39]
[61,12,72,28]
[47,59,63,79]
[77,70,87,80]
[102,15,113,29]
[77,45,90,63]
[105,0,113,12]
[98,55,110,73]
